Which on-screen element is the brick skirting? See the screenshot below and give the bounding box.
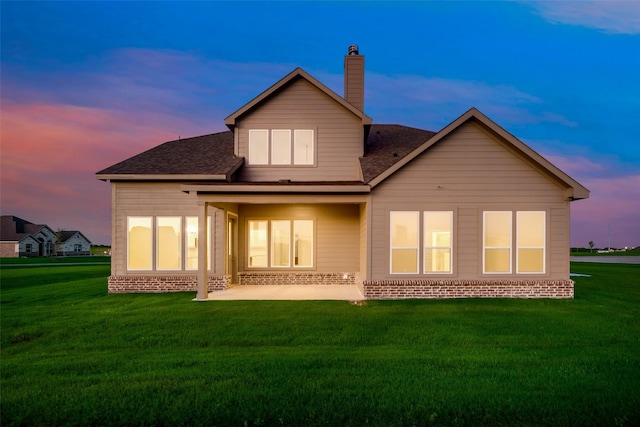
[108,275,229,293]
[363,279,574,299]
[239,272,356,286]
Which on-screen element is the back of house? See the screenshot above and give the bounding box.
[97,46,588,299]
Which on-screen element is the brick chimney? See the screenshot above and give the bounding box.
[344,44,364,112]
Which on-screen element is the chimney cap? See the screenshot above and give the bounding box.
[348,44,359,55]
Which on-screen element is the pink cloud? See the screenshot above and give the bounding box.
[571,175,640,248]
[0,100,208,244]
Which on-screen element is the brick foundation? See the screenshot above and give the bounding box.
[363,279,574,299]
[239,272,356,286]
[108,275,229,293]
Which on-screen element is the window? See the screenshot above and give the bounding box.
[185,216,212,271]
[248,219,314,269]
[157,217,182,270]
[248,220,268,267]
[294,130,314,165]
[74,244,82,253]
[483,211,546,274]
[271,130,291,165]
[483,212,512,274]
[294,220,313,267]
[248,130,269,165]
[248,129,314,165]
[127,216,211,272]
[517,211,545,273]
[26,243,33,254]
[128,217,152,270]
[390,211,420,274]
[424,211,453,273]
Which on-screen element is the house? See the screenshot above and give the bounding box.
[0,216,57,258]
[96,45,589,299]
[55,231,92,256]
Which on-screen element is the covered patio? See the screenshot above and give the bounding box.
[202,284,364,301]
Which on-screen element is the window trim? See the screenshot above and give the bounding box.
[482,211,547,275]
[516,211,546,274]
[423,211,453,274]
[156,216,182,271]
[390,211,420,275]
[247,128,316,167]
[248,129,269,165]
[247,218,315,270]
[483,211,512,274]
[127,216,153,271]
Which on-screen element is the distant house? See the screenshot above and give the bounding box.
[0,216,57,258]
[55,231,92,256]
[96,46,589,299]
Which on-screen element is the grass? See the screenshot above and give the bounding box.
[0,256,110,265]
[571,248,640,256]
[1,262,638,426]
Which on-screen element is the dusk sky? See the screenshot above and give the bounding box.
[1,1,639,248]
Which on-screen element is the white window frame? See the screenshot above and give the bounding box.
[423,211,453,274]
[127,216,153,271]
[483,211,547,275]
[483,211,512,274]
[390,211,420,274]
[271,129,291,165]
[248,129,269,165]
[516,211,546,274]
[247,219,315,269]
[156,216,182,271]
[248,129,315,166]
[293,129,314,165]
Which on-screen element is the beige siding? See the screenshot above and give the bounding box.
[370,121,571,281]
[359,202,369,279]
[236,79,363,182]
[238,204,359,273]
[111,182,221,276]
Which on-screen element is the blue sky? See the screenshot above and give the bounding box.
[1,1,639,248]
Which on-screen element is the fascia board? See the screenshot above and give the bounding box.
[96,174,229,182]
[181,184,371,194]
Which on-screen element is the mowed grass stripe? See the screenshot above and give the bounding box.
[1,262,638,426]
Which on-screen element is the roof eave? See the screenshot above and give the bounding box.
[181,184,371,194]
[96,174,230,182]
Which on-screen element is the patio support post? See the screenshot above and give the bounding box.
[195,201,209,301]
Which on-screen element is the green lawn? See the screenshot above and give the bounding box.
[1,262,638,426]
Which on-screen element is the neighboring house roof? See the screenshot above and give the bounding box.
[224,68,372,128]
[0,216,47,242]
[96,132,242,181]
[56,231,92,244]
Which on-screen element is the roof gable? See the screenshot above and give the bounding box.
[57,230,91,244]
[369,108,590,200]
[224,68,372,128]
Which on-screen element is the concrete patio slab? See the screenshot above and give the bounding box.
[206,285,364,301]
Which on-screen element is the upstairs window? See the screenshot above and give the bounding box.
[248,129,315,166]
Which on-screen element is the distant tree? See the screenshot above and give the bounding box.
[588,241,595,253]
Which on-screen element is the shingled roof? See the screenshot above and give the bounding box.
[361,125,436,183]
[96,131,242,179]
[96,125,435,184]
